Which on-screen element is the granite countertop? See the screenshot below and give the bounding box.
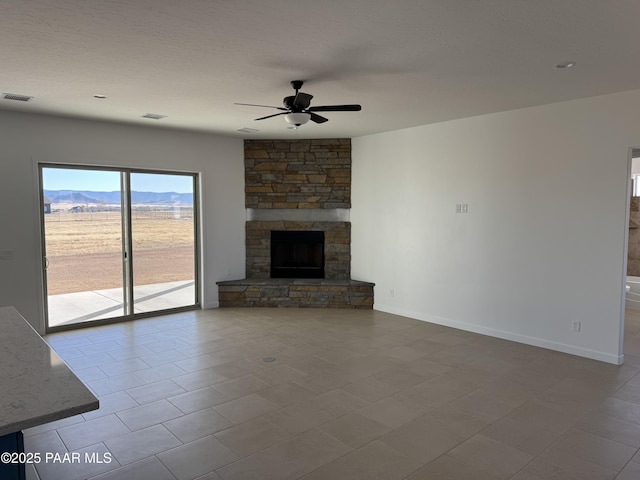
[0,306,98,436]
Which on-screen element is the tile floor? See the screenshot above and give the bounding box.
[21,307,640,479]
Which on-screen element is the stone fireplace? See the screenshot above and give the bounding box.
[217,138,374,308]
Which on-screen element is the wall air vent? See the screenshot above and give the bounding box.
[142,113,167,120]
[2,93,33,102]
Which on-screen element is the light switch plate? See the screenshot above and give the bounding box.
[0,249,15,260]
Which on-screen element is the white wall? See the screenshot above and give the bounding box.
[0,111,245,333]
[352,89,640,364]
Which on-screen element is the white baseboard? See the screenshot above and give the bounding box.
[374,303,623,365]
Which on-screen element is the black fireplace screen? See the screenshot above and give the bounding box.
[270,230,325,278]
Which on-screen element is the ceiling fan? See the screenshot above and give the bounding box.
[235,80,361,128]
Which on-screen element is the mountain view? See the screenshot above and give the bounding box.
[44,190,193,206]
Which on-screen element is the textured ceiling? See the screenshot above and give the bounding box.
[2,0,640,139]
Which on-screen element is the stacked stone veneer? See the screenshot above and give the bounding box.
[218,138,374,309]
[245,139,351,209]
[217,279,374,308]
[246,221,350,279]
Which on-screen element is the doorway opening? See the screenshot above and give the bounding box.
[39,165,199,331]
[624,149,640,360]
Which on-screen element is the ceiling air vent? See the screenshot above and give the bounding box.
[3,93,33,102]
[236,127,259,134]
[142,113,167,120]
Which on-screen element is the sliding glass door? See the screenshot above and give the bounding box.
[129,173,197,313]
[41,168,126,327]
[40,165,199,330]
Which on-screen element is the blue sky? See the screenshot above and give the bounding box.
[42,168,194,193]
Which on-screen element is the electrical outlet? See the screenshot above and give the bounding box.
[571,321,581,332]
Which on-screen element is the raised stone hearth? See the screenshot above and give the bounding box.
[217,138,374,308]
[217,279,374,308]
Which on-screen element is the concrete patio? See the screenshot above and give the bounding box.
[47,280,196,328]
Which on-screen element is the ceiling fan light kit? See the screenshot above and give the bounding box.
[284,112,311,126]
[235,80,361,128]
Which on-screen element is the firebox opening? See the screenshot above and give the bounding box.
[271,230,325,278]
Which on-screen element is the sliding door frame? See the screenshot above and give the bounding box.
[39,163,201,333]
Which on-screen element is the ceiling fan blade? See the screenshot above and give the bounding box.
[308,104,362,112]
[309,112,329,124]
[235,103,287,110]
[293,92,313,110]
[254,112,287,121]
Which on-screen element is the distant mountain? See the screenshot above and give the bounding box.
[44,190,193,206]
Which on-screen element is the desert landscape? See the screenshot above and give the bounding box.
[44,209,195,295]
